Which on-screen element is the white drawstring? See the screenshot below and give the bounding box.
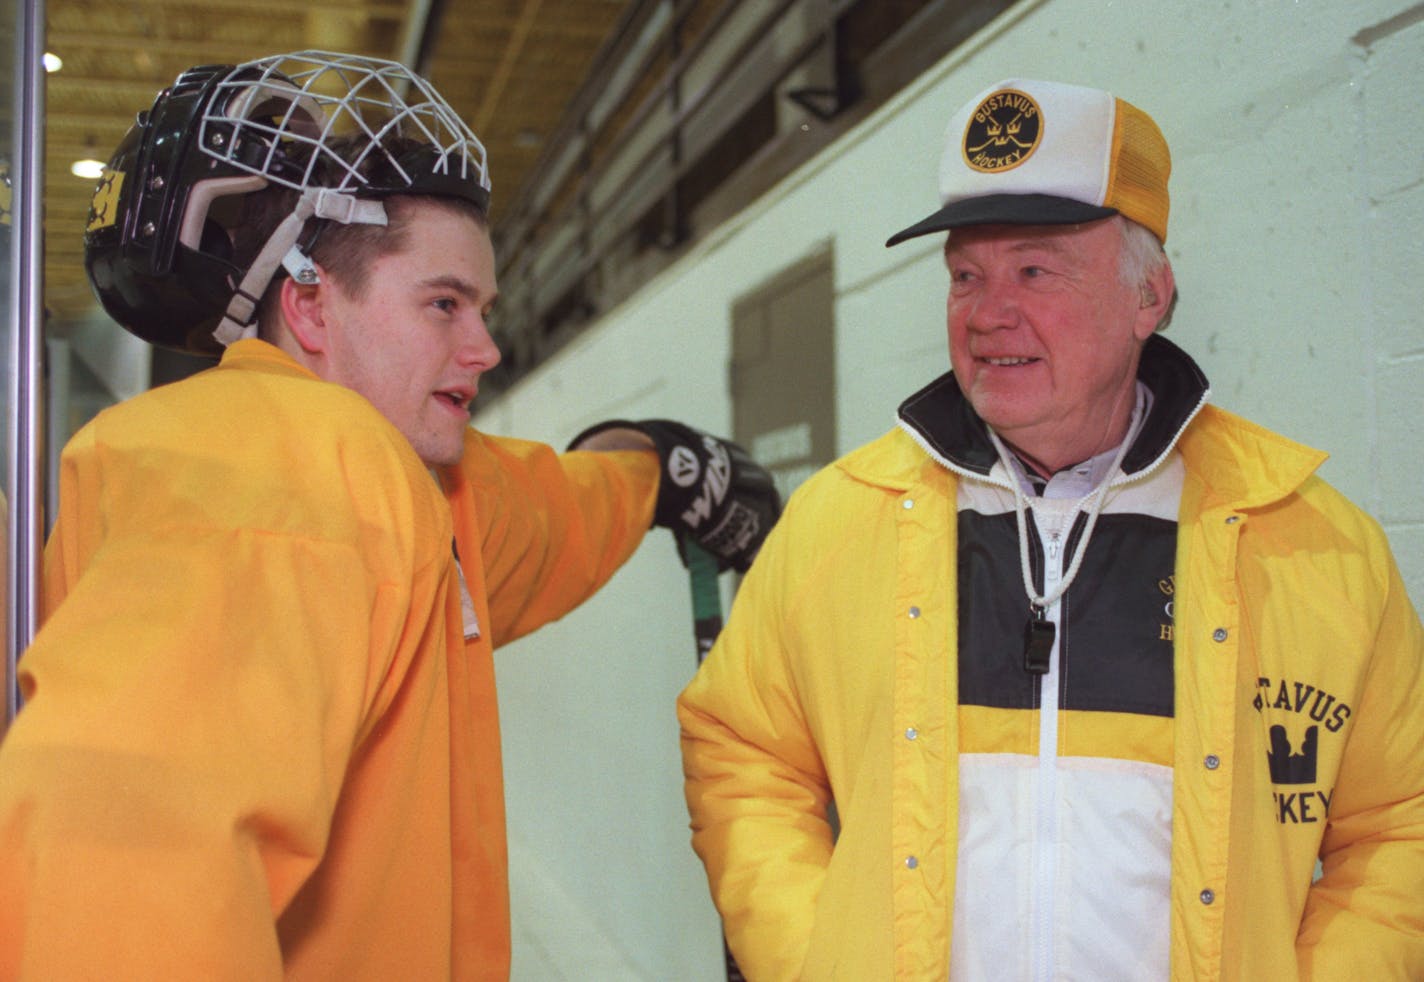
[986,398,1142,617]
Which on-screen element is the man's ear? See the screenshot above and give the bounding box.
[1134,257,1176,340]
[278,271,331,354]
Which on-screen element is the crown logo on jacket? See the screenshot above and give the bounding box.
[1267,724,1317,785]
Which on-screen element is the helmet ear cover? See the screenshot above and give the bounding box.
[82,64,322,355]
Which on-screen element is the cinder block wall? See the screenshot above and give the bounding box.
[474,2,1423,977]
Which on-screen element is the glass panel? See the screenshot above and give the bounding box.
[0,0,17,731]
[3,0,44,733]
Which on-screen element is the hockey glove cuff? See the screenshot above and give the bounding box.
[570,419,781,572]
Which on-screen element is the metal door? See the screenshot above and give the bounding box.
[730,247,836,502]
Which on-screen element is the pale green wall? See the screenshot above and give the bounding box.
[474,1,1424,977]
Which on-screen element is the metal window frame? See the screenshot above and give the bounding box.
[482,0,1011,397]
[6,0,46,731]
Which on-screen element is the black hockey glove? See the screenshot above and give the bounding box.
[570,419,781,573]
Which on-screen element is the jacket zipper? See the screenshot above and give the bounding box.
[1032,518,1065,982]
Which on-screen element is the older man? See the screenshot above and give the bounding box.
[678,78,1424,980]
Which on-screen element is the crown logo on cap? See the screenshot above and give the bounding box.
[962,89,1043,174]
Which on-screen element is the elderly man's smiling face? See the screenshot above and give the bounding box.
[943,217,1172,475]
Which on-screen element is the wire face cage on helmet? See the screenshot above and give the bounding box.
[83,50,492,356]
[199,51,490,203]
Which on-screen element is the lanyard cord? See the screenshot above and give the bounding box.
[986,400,1142,616]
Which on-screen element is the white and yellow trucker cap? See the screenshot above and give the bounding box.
[885,78,1171,246]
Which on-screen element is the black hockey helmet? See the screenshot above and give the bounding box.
[83,51,492,357]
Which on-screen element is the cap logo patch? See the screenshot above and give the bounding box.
[962,89,1043,173]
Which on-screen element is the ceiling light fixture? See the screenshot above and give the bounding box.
[70,159,106,180]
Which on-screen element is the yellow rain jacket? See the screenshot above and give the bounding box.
[0,339,658,979]
[680,393,1424,980]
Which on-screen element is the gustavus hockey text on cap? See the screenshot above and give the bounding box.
[962,88,1043,173]
[885,78,1172,247]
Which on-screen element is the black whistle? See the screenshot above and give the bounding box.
[1023,607,1055,674]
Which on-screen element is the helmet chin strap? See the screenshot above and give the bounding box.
[212,187,387,347]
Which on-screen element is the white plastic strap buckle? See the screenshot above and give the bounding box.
[308,188,387,226]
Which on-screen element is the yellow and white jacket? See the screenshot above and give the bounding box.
[679,336,1424,981]
[0,340,658,980]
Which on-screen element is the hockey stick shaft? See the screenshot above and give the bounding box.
[687,544,723,666]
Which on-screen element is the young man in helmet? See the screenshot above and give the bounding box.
[0,52,778,979]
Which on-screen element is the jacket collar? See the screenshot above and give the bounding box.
[894,334,1211,483]
[1175,404,1327,512]
[219,337,322,381]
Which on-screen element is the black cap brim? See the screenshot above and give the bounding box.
[884,193,1119,247]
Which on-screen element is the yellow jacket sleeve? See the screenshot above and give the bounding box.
[1297,544,1424,978]
[0,367,452,979]
[677,493,837,982]
[453,430,658,647]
